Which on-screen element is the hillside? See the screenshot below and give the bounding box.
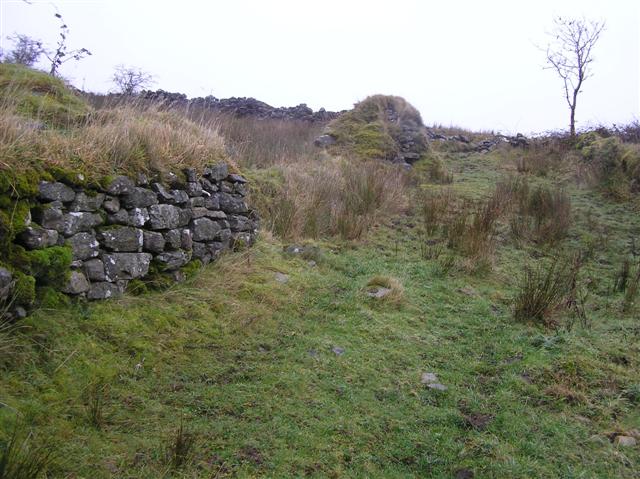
[1,66,639,478]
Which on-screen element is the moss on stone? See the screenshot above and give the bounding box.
[12,270,35,306]
[25,246,72,287]
[37,286,71,309]
[326,95,427,161]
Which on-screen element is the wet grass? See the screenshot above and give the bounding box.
[0,150,638,477]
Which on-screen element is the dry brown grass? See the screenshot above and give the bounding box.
[366,275,404,305]
[0,103,229,178]
[250,157,407,240]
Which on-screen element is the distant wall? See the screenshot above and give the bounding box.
[0,163,259,317]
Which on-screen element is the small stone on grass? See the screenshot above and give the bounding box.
[274,272,289,283]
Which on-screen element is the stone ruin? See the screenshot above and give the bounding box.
[0,163,259,317]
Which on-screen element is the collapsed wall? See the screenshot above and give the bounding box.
[0,164,259,318]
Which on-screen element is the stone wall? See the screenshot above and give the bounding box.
[0,163,258,316]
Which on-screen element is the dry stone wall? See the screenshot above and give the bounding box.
[2,163,258,310]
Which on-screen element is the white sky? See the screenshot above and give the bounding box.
[1,0,638,134]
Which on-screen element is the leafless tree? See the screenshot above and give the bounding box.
[4,34,45,66]
[44,11,91,76]
[544,17,605,137]
[112,65,155,95]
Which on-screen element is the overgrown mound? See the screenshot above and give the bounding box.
[325,95,428,164]
[0,63,90,127]
[0,64,230,180]
[574,131,640,200]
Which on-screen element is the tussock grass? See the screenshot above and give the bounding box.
[250,157,407,240]
[366,275,404,305]
[513,256,580,325]
[164,420,195,469]
[0,65,230,180]
[0,423,53,478]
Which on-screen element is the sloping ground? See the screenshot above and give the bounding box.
[1,149,638,477]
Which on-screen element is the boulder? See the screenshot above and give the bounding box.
[0,267,12,302]
[227,174,247,184]
[148,204,182,230]
[106,176,135,195]
[34,204,64,231]
[155,250,191,270]
[38,181,75,203]
[69,192,105,212]
[204,163,228,182]
[314,134,336,147]
[200,178,218,193]
[189,197,205,208]
[98,226,144,252]
[107,209,129,226]
[102,195,120,213]
[61,212,103,237]
[103,253,152,281]
[184,168,197,182]
[83,258,106,281]
[129,207,150,227]
[151,182,174,203]
[18,226,59,249]
[62,271,90,294]
[171,190,189,205]
[191,242,211,264]
[191,218,221,241]
[204,195,219,210]
[180,229,193,250]
[121,187,158,209]
[217,193,248,214]
[67,232,100,260]
[163,229,182,250]
[87,281,125,300]
[227,215,252,232]
[185,182,203,197]
[143,231,165,253]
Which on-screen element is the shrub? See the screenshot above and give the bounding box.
[513,257,579,325]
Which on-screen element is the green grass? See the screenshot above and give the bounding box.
[0,63,91,127]
[1,149,639,477]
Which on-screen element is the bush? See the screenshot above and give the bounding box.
[513,257,579,325]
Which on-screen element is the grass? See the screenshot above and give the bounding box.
[0,140,639,477]
[0,64,230,180]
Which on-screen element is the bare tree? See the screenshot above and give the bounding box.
[544,17,605,137]
[112,65,155,95]
[4,34,45,66]
[44,11,91,76]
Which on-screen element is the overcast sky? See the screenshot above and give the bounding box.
[1,0,638,134]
